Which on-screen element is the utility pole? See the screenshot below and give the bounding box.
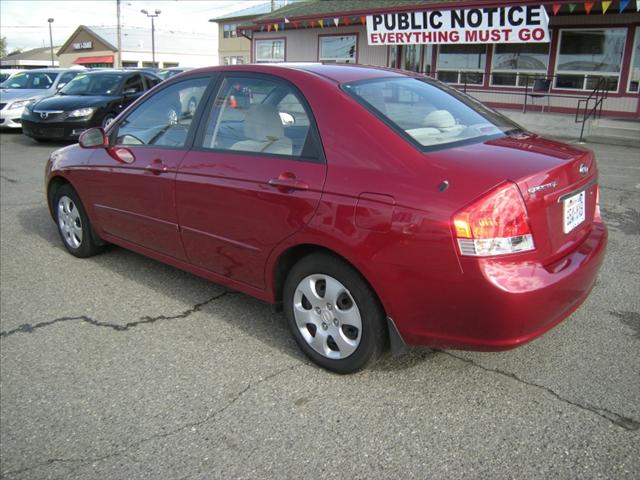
[141,9,161,66]
[116,0,122,67]
[47,18,54,66]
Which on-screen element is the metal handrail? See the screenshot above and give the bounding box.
[575,77,609,142]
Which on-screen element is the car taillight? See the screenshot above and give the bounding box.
[453,182,535,257]
[594,185,602,222]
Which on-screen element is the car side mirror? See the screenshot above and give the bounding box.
[79,128,108,149]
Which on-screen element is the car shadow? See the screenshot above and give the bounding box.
[17,205,306,364]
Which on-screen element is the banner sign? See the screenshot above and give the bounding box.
[367,5,550,45]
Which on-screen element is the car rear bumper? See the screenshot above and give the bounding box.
[22,119,90,140]
[398,221,607,350]
[0,107,25,128]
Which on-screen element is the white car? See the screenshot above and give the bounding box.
[0,69,82,128]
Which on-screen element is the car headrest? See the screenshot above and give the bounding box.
[244,104,284,141]
[423,110,456,129]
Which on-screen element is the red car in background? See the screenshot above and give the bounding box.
[45,64,606,373]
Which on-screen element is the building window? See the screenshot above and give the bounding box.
[319,35,357,63]
[142,61,159,68]
[255,39,285,63]
[122,61,138,68]
[223,24,238,38]
[555,28,626,91]
[223,56,245,66]
[491,43,549,87]
[437,45,486,85]
[628,27,640,93]
[163,62,179,68]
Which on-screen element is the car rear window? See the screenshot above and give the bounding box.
[342,77,521,152]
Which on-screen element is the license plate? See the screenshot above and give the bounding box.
[563,190,586,233]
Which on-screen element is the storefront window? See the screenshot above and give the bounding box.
[491,43,549,87]
[319,35,356,63]
[436,45,486,85]
[628,27,640,93]
[555,28,626,91]
[255,39,285,63]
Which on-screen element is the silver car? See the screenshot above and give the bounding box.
[0,69,82,128]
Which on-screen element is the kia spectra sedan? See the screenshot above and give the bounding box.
[45,64,606,373]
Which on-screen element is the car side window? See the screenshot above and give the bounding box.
[58,71,77,89]
[144,74,162,89]
[200,76,321,160]
[114,77,210,148]
[123,74,144,94]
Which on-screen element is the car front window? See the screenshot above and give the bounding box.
[115,77,209,147]
[59,73,123,96]
[3,71,59,89]
[343,77,521,151]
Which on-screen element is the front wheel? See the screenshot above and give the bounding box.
[52,184,103,258]
[283,253,387,373]
[102,114,116,129]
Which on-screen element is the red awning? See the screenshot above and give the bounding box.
[73,55,114,65]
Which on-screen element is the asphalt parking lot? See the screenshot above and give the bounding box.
[1,129,638,479]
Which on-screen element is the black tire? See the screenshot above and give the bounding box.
[283,252,387,373]
[102,114,116,129]
[52,184,103,258]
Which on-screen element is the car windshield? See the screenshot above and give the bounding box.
[343,77,522,151]
[2,71,59,90]
[157,69,182,80]
[59,73,123,96]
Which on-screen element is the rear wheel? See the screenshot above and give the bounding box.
[283,253,387,373]
[52,184,103,258]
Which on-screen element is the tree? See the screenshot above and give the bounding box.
[0,37,7,58]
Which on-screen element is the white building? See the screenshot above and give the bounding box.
[57,25,217,68]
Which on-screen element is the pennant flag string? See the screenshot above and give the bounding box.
[568,3,577,12]
[601,0,611,13]
[318,19,324,28]
[333,17,340,27]
[552,3,562,14]
[584,1,594,14]
[619,0,630,12]
[636,0,640,11]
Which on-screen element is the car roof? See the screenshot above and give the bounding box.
[188,63,408,84]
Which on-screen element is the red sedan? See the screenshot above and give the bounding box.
[45,64,607,373]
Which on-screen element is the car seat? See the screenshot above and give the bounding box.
[230,104,292,155]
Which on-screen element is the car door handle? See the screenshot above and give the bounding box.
[268,174,309,192]
[145,159,169,175]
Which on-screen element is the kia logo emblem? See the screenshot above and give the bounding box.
[40,112,48,119]
[579,163,589,176]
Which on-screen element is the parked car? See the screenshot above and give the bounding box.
[44,64,607,373]
[22,69,162,141]
[157,67,192,81]
[0,68,82,129]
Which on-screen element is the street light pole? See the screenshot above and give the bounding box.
[47,18,54,66]
[141,9,161,67]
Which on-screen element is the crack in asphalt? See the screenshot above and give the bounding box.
[0,290,235,339]
[439,351,640,431]
[600,185,640,194]
[0,363,305,479]
[0,174,18,183]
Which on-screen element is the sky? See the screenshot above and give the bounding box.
[0,0,268,52]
